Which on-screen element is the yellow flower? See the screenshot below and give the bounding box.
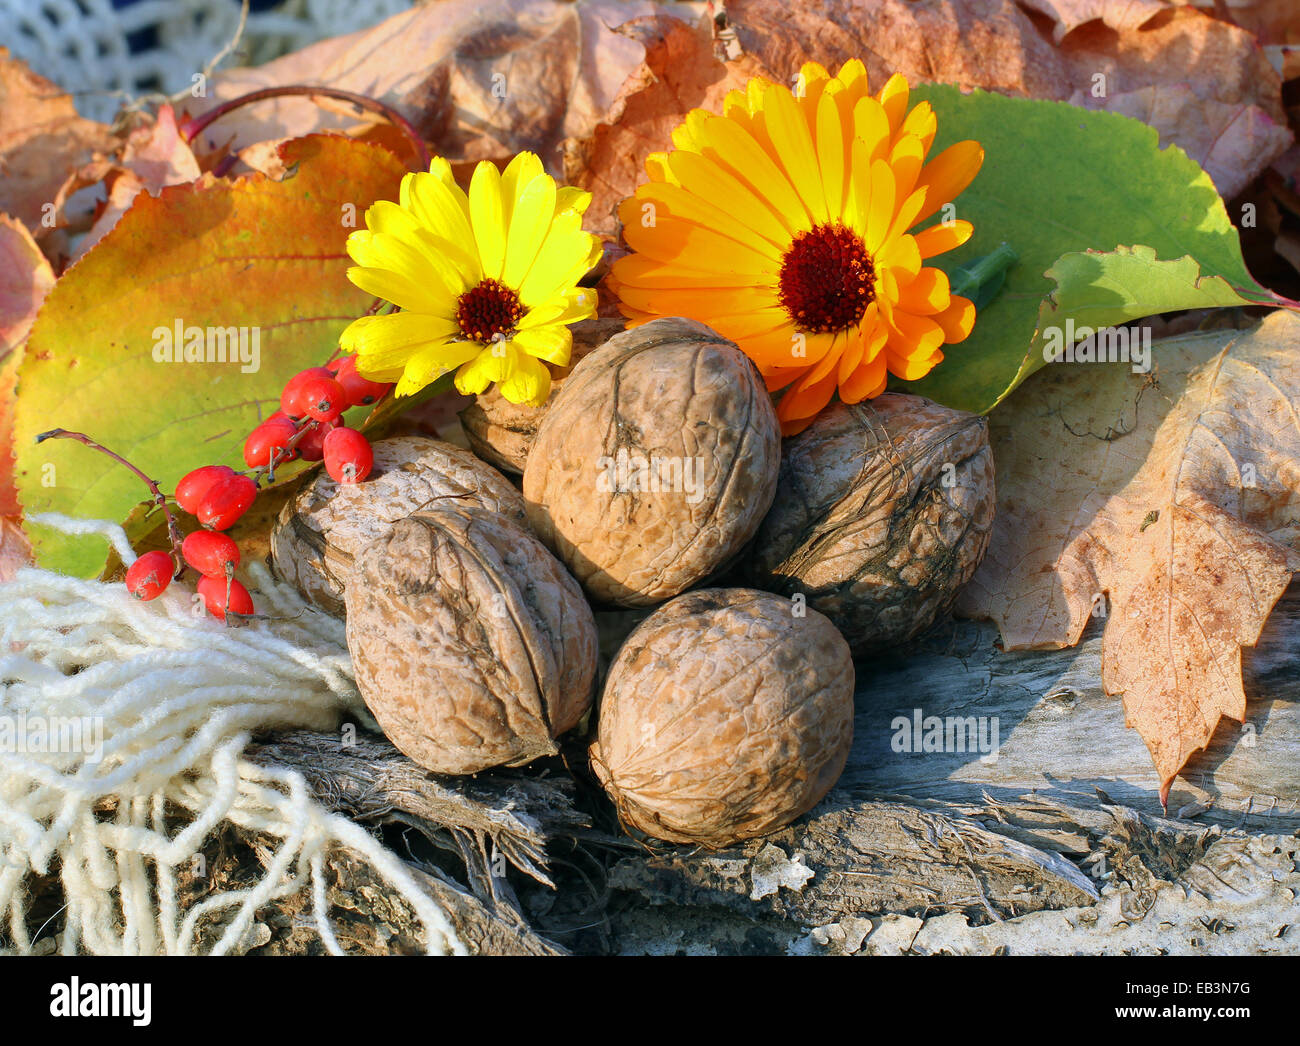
[340,152,602,407]
[608,61,984,435]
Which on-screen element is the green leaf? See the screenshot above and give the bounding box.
[13,135,408,577]
[899,88,1271,413]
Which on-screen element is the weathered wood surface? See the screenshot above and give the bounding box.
[227,581,1300,954]
[599,795,1300,955]
[840,585,1300,831]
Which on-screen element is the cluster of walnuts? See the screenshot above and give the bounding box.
[271,318,995,848]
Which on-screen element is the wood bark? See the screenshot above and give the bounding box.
[230,584,1300,953]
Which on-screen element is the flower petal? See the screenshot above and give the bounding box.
[345,265,449,315]
[613,282,780,318]
[667,150,795,246]
[618,183,783,259]
[777,366,839,435]
[877,73,910,136]
[503,172,557,286]
[698,112,809,230]
[513,323,572,366]
[610,253,774,289]
[340,312,462,368]
[895,267,951,316]
[839,350,888,403]
[816,90,846,220]
[913,219,973,258]
[468,160,507,280]
[621,215,780,278]
[762,82,829,223]
[887,311,945,363]
[497,352,552,407]
[915,141,985,224]
[852,96,892,165]
[402,168,473,248]
[864,158,897,254]
[393,339,479,397]
[933,294,976,343]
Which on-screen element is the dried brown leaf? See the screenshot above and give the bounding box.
[958,311,1300,799]
[1018,0,1170,42]
[726,0,1067,96]
[189,0,662,171]
[0,214,52,578]
[73,105,201,261]
[566,14,764,235]
[1025,0,1300,45]
[0,49,116,235]
[716,0,1288,208]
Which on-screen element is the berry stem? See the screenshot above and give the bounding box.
[180,86,431,171]
[34,428,185,569]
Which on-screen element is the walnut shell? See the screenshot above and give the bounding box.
[589,588,854,847]
[458,317,624,474]
[744,394,995,652]
[523,318,781,607]
[271,435,524,615]
[344,504,598,775]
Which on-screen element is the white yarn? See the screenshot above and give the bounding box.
[0,0,415,124]
[0,516,465,955]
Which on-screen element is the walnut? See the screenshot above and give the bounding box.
[523,318,781,607]
[458,317,624,474]
[744,394,995,652]
[270,435,524,615]
[590,588,854,847]
[344,505,598,775]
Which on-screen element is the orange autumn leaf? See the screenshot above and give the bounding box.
[12,135,408,578]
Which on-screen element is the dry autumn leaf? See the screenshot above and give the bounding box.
[566,14,765,235]
[0,214,54,579]
[721,0,1289,202]
[73,105,202,262]
[12,134,409,577]
[186,0,664,171]
[1022,0,1300,43]
[1018,0,1169,41]
[0,48,116,235]
[957,310,1300,801]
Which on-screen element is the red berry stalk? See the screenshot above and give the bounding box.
[180,86,432,173]
[35,428,184,598]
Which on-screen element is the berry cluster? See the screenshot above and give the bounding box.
[103,356,389,621]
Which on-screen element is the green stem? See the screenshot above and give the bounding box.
[950,242,1019,305]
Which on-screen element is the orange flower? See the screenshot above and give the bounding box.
[609,60,984,434]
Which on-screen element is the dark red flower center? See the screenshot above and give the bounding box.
[778,223,876,334]
[456,279,523,343]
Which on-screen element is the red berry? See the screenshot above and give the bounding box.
[244,416,300,468]
[323,427,373,484]
[330,356,393,407]
[295,418,338,462]
[175,465,236,515]
[125,550,175,600]
[197,473,257,530]
[182,530,241,577]
[280,367,338,419]
[296,375,347,423]
[197,574,255,619]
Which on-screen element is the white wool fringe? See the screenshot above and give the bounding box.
[0,516,465,956]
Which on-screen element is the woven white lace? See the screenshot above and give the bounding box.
[0,0,412,123]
